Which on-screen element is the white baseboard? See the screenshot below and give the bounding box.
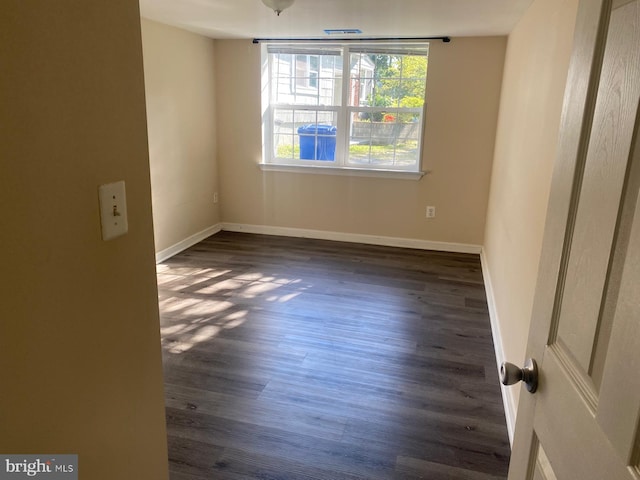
[155,222,481,261]
[221,223,482,254]
[480,249,517,446]
[155,224,222,263]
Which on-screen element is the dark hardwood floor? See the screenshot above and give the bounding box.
[157,231,510,479]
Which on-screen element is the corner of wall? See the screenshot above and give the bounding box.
[156,223,223,263]
[141,20,220,254]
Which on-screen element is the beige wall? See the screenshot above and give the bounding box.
[483,0,579,421]
[142,19,219,254]
[0,2,168,478]
[215,37,506,246]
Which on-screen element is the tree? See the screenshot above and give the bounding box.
[369,54,428,117]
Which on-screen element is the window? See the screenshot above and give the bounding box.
[295,55,319,89]
[261,42,429,175]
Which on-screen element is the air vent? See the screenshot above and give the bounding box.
[324,29,362,35]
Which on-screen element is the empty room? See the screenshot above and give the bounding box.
[3,0,639,479]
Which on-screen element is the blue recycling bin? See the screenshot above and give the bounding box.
[297,124,337,161]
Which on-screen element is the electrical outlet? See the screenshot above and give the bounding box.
[213,192,219,204]
[426,206,436,218]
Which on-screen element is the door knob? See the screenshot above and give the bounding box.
[500,358,538,393]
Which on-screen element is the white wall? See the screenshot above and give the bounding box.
[482,0,579,439]
[215,38,506,248]
[0,2,168,478]
[141,19,220,258]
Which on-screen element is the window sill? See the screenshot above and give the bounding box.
[259,163,427,180]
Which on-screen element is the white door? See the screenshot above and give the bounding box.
[507,0,640,478]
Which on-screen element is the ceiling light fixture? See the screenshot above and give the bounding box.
[261,0,295,16]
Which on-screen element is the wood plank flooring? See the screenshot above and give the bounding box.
[157,231,510,479]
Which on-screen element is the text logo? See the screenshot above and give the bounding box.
[0,456,77,479]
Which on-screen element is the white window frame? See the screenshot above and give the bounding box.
[260,42,429,180]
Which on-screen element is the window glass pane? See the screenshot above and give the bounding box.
[273,109,338,161]
[397,55,427,109]
[350,53,428,110]
[273,109,298,160]
[349,53,376,107]
[271,53,292,104]
[319,55,341,104]
[348,110,420,169]
[295,54,309,87]
[270,51,342,107]
[296,111,338,162]
[298,126,337,162]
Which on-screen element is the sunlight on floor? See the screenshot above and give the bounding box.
[157,266,308,354]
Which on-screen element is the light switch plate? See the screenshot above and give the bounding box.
[98,181,128,241]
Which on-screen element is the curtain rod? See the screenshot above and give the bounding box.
[252,36,451,44]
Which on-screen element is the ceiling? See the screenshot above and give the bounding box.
[139,0,535,40]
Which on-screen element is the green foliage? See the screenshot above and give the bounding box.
[276,144,299,158]
[398,96,424,122]
[399,96,424,108]
[369,54,427,110]
[369,93,392,121]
